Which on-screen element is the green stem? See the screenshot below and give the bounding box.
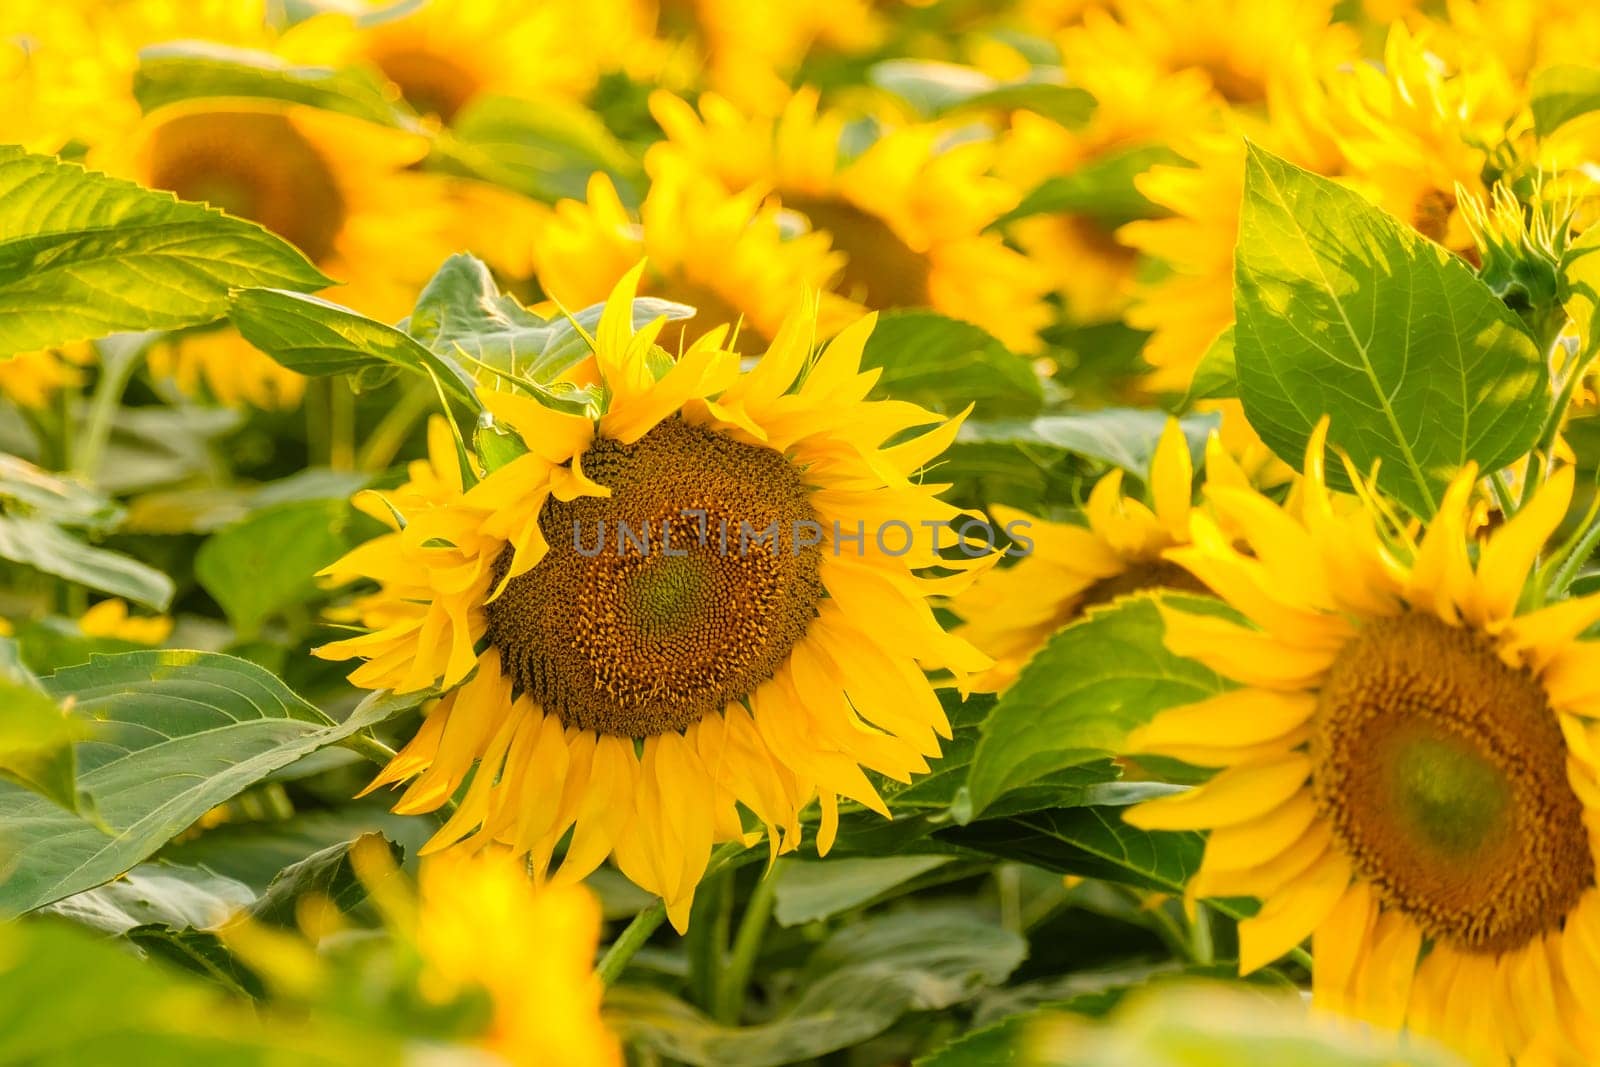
[712,870,777,1025]
[598,841,751,987]
[342,731,399,767]
[71,345,144,479]
[355,382,437,472]
[597,900,668,986]
[1549,505,1600,597]
[686,870,732,1011]
[330,378,356,471]
[1189,902,1215,967]
[1524,333,1597,509]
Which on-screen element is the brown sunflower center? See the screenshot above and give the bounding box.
[1313,612,1592,954]
[367,44,481,122]
[1077,559,1208,616]
[485,416,825,737]
[1412,188,1457,246]
[651,276,765,354]
[785,195,932,309]
[146,111,345,264]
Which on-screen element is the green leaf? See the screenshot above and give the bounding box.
[915,1011,1039,1067]
[0,453,121,529]
[127,467,368,535]
[194,499,355,637]
[0,920,389,1064]
[442,93,643,204]
[159,806,439,891]
[869,61,1095,127]
[405,252,686,415]
[609,909,1025,1066]
[1029,983,1466,1066]
[133,42,416,128]
[0,515,175,609]
[247,833,399,928]
[0,147,329,356]
[43,862,255,935]
[861,311,1044,418]
[228,287,480,407]
[0,681,83,812]
[955,410,1218,477]
[1530,64,1600,138]
[939,793,1200,895]
[0,651,400,916]
[963,597,1226,820]
[1233,143,1547,516]
[773,855,956,927]
[997,144,1182,228]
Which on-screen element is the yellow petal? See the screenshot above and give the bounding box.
[1472,465,1573,625]
[1150,417,1194,541]
[1127,688,1318,754]
[1236,847,1350,974]
[1123,756,1310,830]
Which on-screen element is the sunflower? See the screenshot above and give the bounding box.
[321,0,652,123]
[532,157,863,353]
[655,0,883,113]
[1122,422,1600,1065]
[1075,0,1354,109]
[649,88,1052,352]
[953,420,1251,691]
[317,265,991,928]
[95,100,455,407]
[1120,22,1513,394]
[77,598,173,645]
[0,346,90,410]
[226,840,621,1066]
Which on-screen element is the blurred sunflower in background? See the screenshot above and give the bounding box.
[94,101,455,407]
[650,88,1052,351]
[532,157,864,352]
[318,266,991,928]
[1124,424,1600,1065]
[954,421,1251,690]
[228,839,621,1066]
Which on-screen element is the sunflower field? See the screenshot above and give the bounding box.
[8,0,1600,1064]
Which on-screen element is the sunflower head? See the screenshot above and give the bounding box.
[319,262,992,928]
[1123,421,1600,1063]
[954,420,1250,690]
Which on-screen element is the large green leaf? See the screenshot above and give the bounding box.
[0,514,175,609]
[1233,144,1547,516]
[961,596,1228,820]
[1530,64,1600,138]
[0,148,328,356]
[0,651,398,916]
[609,908,1025,1066]
[861,311,1044,418]
[228,288,480,406]
[194,499,356,637]
[133,42,416,128]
